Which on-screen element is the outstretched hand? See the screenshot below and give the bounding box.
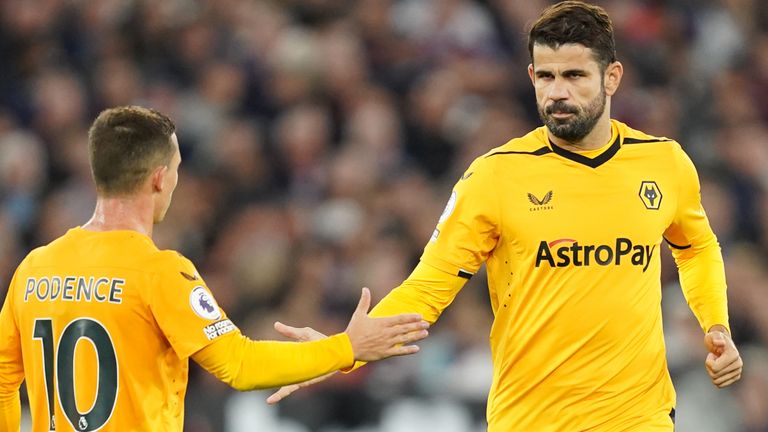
[345,287,429,361]
[265,287,429,404]
[704,326,742,388]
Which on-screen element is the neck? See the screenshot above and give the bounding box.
[548,114,613,152]
[82,194,155,237]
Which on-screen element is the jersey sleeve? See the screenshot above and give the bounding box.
[663,146,729,333]
[149,252,238,359]
[369,260,467,324]
[0,269,24,430]
[341,260,467,373]
[191,330,353,390]
[421,156,501,278]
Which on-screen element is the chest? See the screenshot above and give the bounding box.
[498,155,677,247]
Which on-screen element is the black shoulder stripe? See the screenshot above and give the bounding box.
[664,237,692,250]
[485,146,552,158]
[180,271,199,281]
[623,137,673,145]
[457,269,473,279]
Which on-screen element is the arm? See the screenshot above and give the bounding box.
[366,157,498,324]
[0,274,24,430]
[192,287,428,391]
[664,146,740,387]
[666,229,728,334]
[369,261,467,324]
[152,254,427,392]
[664,147,729,332]
[266,263,465,403]
[192,331,353,391]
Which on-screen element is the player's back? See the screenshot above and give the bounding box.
[10,227,203,431]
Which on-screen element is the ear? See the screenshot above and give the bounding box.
[150,165,169,193]
[604,61,623,96]
[527,63,536,86]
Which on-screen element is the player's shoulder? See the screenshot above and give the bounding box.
[18,228,81,269]
[616,120,681,150]
[148,249,198,278]
[16,244,48,271]
[615,121,696,172]
[460,127,549,178]
[482,126,551,159]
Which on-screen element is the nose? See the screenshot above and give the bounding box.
[548,77,570,101]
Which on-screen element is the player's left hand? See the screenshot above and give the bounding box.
[273,321,327,342]
[265,322,336,404]
[704,326,742,388]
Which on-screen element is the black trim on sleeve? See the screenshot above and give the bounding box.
[485,146,553,158]
[457,269,474,279]
[664,237,692,250]
[623,137,673,145]
[548,135,621,168]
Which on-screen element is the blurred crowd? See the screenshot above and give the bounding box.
[1,0,767,431]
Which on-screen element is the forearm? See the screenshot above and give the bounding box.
[369,261,466,324]
[0,389,20,431]
[345,261,465,373]
[674,242,729,333]
[192,331,354,391]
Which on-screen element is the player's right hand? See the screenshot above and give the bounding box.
[345,287,429,361]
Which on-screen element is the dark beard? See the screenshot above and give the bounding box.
[538,91,606,142]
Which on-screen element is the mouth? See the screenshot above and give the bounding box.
[550,112,574,119]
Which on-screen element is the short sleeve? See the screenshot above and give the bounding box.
[421,156,500,277]
[149,253,238,360]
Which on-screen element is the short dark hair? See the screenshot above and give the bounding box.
[528,1,617,70]
[88,106,176,195]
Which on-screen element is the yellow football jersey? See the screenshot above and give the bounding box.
[393,120,727,431]
[0,228,238,431]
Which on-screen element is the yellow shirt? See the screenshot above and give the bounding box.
[0,227,353,431]
[372,120,728,431]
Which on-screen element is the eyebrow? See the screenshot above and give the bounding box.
[534,67,590,76]
[561,68,589,75]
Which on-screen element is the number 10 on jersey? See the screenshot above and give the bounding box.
[33,318,118,431]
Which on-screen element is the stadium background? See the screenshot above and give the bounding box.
[1,0,767,431]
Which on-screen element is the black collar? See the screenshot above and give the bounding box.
[548,134,621,168]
